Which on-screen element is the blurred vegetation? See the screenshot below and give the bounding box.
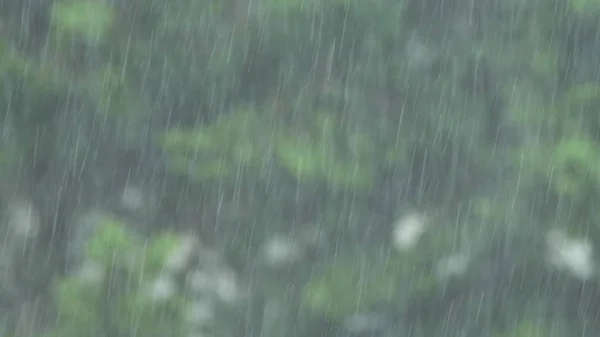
[50,0,114,45]
[0,0,600,335]
[43,219,192,337]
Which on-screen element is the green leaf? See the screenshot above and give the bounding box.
[51,0,114,44]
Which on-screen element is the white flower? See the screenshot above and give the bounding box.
[214,267,243,303]
[120,185,145,211]
[546,229,595,280]
[405,31,439,68]
[166,235,200,273]
[343,313,387,334]
[187,270,215,293]
[76,261,105,283]
[261,235,303,267]
[7,200,40,240]
[197,247,222,269]
[148,276,176,301]
[392,213,428,252]
[435,253,470,281]
[186,300,215,326]
[187,267,244,303]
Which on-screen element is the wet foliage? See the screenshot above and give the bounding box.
[1,0,600,336]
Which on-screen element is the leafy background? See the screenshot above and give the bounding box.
[0,0,599,336]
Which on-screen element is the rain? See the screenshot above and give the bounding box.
[0,0,597,336]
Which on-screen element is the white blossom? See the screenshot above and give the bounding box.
[186,300,215,326]
[7,200,40,240]
[120,185,145,211]
[546,229,595,280]
[261,235,303,267]
[343,313,387,334]
[435,253,470,281]
[76,261,105,284]
[166,235,200,273]
[148,276,176,301]
[197,248,222,269]
[392,213,428,252]
[214,267,243,303]
[187,270,216,293]
[187,267,244,303]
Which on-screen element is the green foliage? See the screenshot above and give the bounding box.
[92,66,139,116]
[514,321,548,337]
[514,136,600,202]
[509,80,600,189]
[159,108,274,182]
[262,0,311,12]
[0,46,74,169]
[160,108,380,190]
[508,80,600,148]
[0,47,68,94]
[302,217,455,321]
[529,49,559,77]
[50,278,104,336]
[144,232,182,276]
[50,0,114,45]
[302,263,397,319]
[470,197,507,221]
[4,0,595,333]
[275,112,378,190]
[44,218,192,337]
[87,218,138,264]
[0,44,70,113]
[565,82,600,105]
[495,320,549,337]
[550,137,600,199]
[570,0,600,15]
[302,251,442,321]
[507,87,565,135]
